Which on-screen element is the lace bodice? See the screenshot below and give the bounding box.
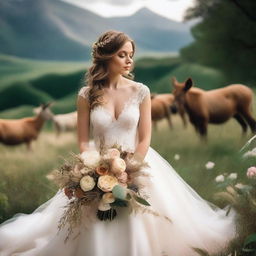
[78,83,150,153]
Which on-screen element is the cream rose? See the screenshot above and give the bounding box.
[98,200,111,211]
[80,175,96,192]
[102,192,115,204]
[97,175,118,192]
[111,158,126,174]
[104,148,120,159]
[95,162,110,176]
[80,150,101,168]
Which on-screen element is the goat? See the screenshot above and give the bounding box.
[0,103,52,150]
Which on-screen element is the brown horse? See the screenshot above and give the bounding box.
[172,77,256,137]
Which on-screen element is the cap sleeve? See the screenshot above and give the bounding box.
[78,86,90,100]
[137,83,150,104]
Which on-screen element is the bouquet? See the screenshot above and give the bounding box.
[49,146,154,241]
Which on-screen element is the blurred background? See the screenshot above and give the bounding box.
[1,0,256,234]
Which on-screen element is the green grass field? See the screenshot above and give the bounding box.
[0,116,254,225]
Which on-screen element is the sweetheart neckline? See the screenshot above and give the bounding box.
[92,93,138,122]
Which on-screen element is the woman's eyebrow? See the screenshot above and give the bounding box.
[118,50,134,54]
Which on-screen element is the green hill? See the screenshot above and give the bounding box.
[31,71,85,99]
[153,63,227,93]
[0,82,53,111]
[0,55,230,119]
[0,54,88,90]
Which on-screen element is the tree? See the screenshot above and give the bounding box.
[181,0,256,85]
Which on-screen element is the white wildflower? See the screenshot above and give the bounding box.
[205,161,215,170]
[247,166,256,179]
[215,175,225,183]
[174,154,180,161]
[243,148,256,158]
[227,173,238,180]
[235,183,246,190]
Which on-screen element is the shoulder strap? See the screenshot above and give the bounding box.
[137,83,150,104]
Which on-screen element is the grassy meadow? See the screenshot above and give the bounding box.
[1,54,256,252]
[0,116,254,224]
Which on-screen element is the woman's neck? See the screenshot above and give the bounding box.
[106,74,123,89]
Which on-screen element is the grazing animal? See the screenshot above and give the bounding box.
[151,93,173,129]
[33,108,77,136]
[151,93,187,129]
[0,103,52,150]
[51,111,77,136]
[172,77,256,137]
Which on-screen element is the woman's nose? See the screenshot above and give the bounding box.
[126,56,133,64]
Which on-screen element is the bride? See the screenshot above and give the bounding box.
[0,30,237,256]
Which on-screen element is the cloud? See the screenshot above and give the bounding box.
[61,0,195,22]
[68,0,139,6]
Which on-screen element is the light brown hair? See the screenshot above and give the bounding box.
[85,30,135,109]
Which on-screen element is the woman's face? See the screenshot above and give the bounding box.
[107,41,134,76]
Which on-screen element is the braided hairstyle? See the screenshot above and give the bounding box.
[85,30,135,109]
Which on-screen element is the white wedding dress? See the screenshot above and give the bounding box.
[0,83,237,256]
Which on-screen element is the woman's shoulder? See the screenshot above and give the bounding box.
[78,86,90,99]
[123,78,150,104]
[123,78,150,93]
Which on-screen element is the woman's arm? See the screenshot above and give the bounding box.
[134,92,152,160]
[77,95,90,153]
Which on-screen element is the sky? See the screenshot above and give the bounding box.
[61,0,196,22]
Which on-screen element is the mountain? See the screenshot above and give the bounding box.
[0,0,90,60]
[0,0,194,60]
[107,8,193,52]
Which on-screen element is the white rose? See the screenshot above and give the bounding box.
[80,150,101,168]
[102,192,115,204]
[227,173,237,180]
[215,175,225,183]
[104,148,120,159]
[111,158,126,174]
[98,200,111,211]
[97,175,119,192]
[80,175,96,192]
[205,161,215,170]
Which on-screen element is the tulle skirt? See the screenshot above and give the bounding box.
[0,147,237,256]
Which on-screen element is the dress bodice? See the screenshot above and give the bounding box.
[78,83,150,153]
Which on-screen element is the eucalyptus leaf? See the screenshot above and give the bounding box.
[112,185,127,200]
[134,195,150,206]
[126,193,132,200]
[192,247,210,256]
